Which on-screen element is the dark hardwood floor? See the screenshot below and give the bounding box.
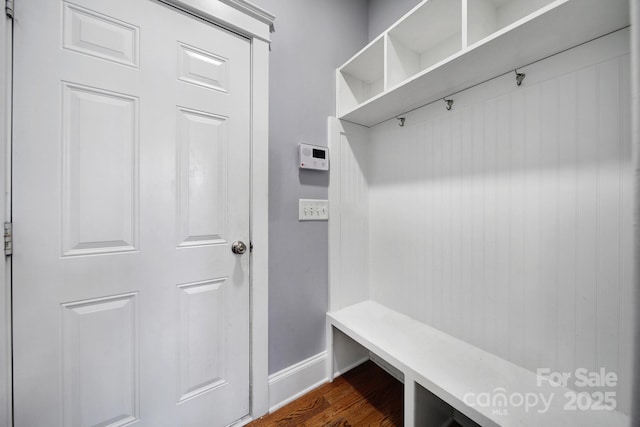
[248,361,404,426]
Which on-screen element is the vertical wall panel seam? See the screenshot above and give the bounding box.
[506,92,514,360]
[339,139,345,309]
[573,68,579,376]
[616,55,625,401]
[630,0,640,422]
[552,80,561,367]
[447,115,453,334]
[595,64,601,370]
[481,105,486,349]
[458,113,464,339]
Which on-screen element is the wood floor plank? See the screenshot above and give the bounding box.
[302,363,402,426]
[248,361,403,427]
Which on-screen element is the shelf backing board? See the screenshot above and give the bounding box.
[336,0,630,127]
[467,0,557,46]
[337,37,385,114]
[387,0,462,88]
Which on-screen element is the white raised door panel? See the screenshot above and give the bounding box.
[62,2,140,68]
[177,108,228,248]
[61,83,138,256]
[177,278,228,403]
[61,293,139,427]
[13,0,251,425]
[178,42,229,93]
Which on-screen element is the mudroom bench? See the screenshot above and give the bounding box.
[326,301,629,427]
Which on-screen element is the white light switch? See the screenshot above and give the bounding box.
[299,199,329,221]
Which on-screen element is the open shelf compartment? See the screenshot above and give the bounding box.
[386,0,463,88]
[466,0,559,46]
[336,0,629,126]
[337,37,385,115]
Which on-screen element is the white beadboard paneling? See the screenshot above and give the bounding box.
[508,88,526,367]
[470,102,485,350]
[494,93,511,361]
[364,31,632,413]
[432,118,444,330]
[443,117,454,333]
[538,77,559,372]
[449,109,463,339]
[595,57,623,390]
[340,131,370,309]
[555,71,578,376]
[328,119,370,312]
[574,65,599,378]
[521,83,542,372]
[618,52,633,414]
[459,106,474,346]
[482,96,499,358]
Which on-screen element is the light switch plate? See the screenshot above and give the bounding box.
[299,199,329,221]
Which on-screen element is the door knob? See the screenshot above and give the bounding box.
[231,241,247,255]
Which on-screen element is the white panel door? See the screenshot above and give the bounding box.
[12,0,251,426]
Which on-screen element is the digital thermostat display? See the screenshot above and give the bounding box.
[299,143,329,171]
[312,149,326,159]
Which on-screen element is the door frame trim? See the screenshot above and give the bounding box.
[246,34,271,422]
[1,8,11,427]
[163,0,274,43]
[2,0,273,424]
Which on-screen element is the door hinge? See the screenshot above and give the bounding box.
[4,222,12,256]
[5,0,13,19]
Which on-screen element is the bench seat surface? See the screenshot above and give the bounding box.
[328,300,629,427]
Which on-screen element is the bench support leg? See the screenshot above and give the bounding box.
[326,319,334,382]
[404,375,415,427]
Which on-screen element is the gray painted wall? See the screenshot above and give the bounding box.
[367,0,422,40]
[250,0,368,374]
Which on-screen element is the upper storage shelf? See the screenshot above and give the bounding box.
[386,0,462,88]
[336,0,630,127]
[337,38,384,114]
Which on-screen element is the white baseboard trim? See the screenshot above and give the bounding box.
[268,351,329,413]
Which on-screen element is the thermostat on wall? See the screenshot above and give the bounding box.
[299,143,329,171]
